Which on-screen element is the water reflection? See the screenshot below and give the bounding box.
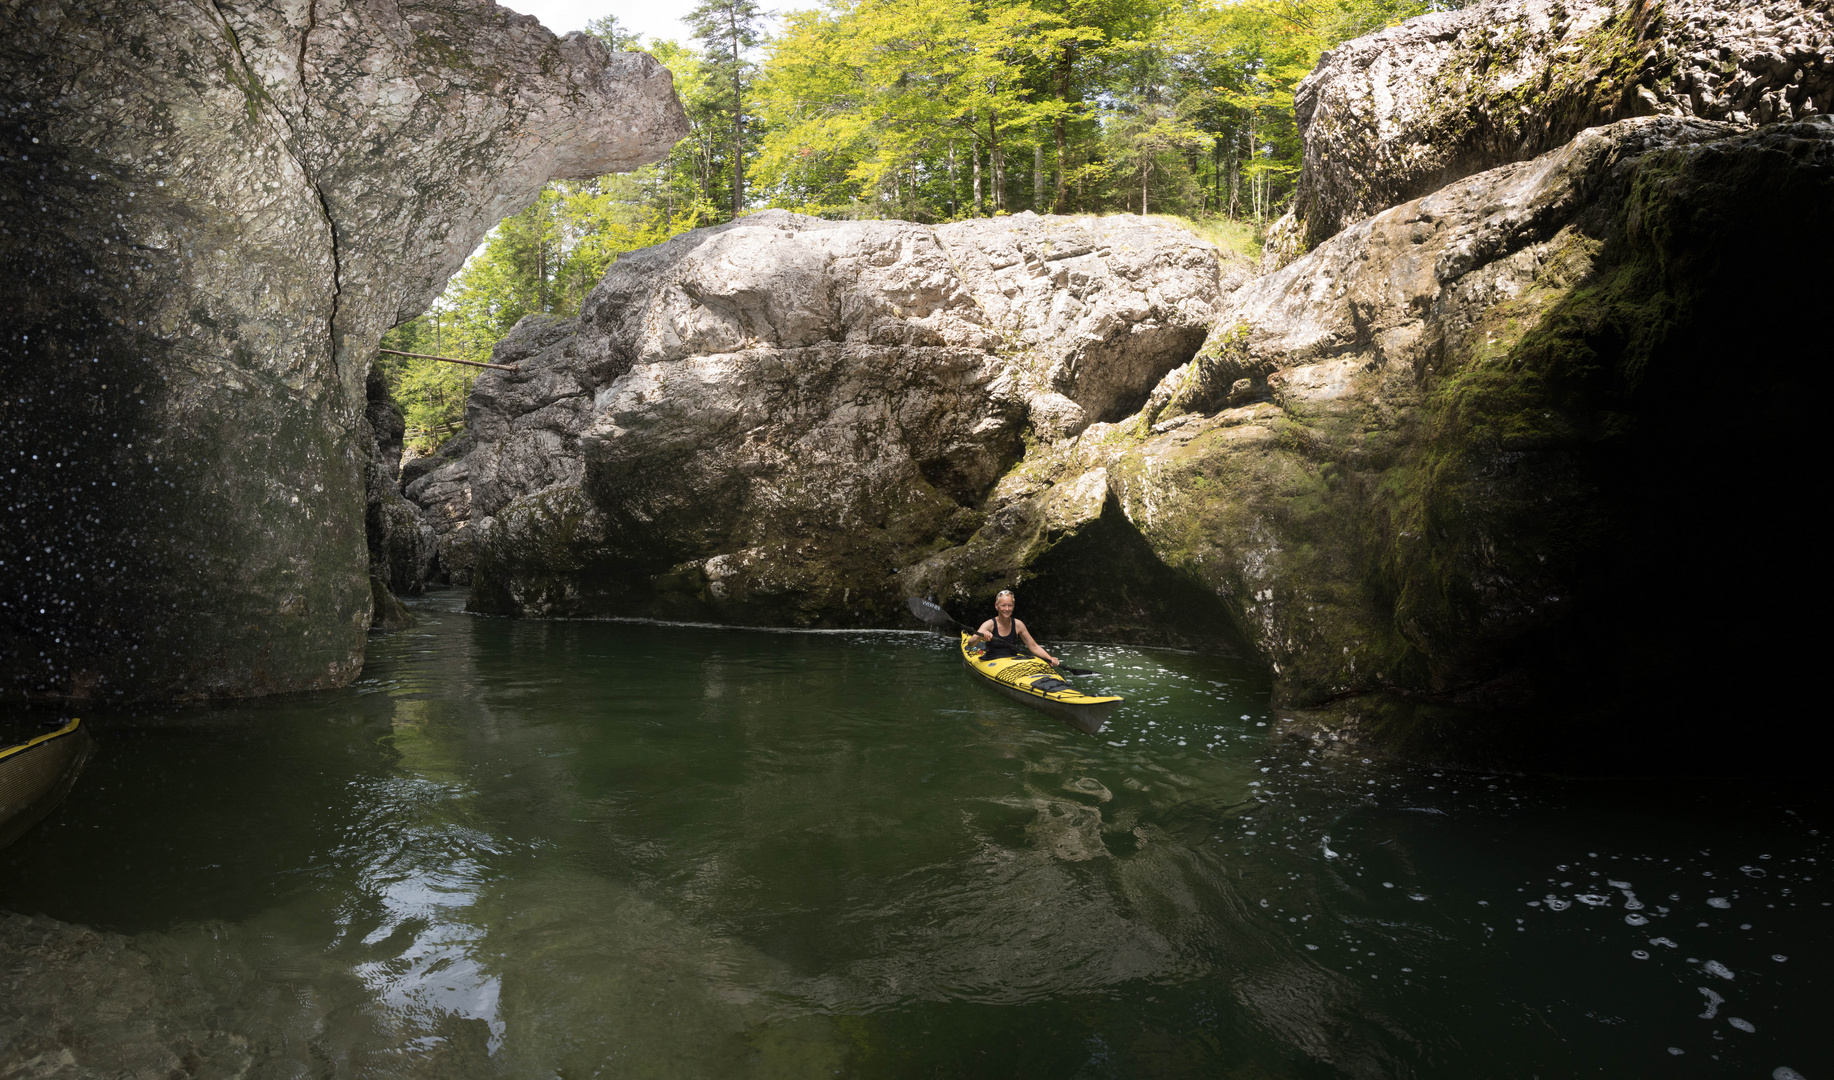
[0,593,1826,1078]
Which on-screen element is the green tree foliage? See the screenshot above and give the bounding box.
[754,0,1460,223]
[378,177,704,450]
[376,1,1473,451]
[686,0,772,218]
[378,23,732,452]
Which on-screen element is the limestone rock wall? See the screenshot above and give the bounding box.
[405,211,1241,624]
[0,0,686,701]
[912,116,1831,761]
[1272,0,1832,260]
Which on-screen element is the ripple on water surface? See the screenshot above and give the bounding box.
[1,593,1827,1078]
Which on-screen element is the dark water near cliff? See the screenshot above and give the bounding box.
[3,592,1827,1078]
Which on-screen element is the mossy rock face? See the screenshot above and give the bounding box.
[1289,0,1832,249]
[901,467,1244,650]
[913,117,1832,767]
[368,576,416,632]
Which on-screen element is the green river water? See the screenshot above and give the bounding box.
[2,591,1826,1078]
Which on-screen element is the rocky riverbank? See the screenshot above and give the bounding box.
[6,0,1826,767]
[392,3,1829,766]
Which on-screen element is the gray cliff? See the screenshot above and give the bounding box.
[417,0,1828,767]
[0,0,687,700]
[913,115,1830,763]
[404,212,1245,623]
[1266,0,1832,261]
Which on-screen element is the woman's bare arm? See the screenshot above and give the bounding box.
[1015,620,1058,665]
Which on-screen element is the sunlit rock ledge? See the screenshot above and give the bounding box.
[404,211,1248,627]
[1265,0,1833,263]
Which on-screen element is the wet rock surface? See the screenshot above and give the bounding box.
[915,116,1831,763]
[0,911,495,1079]
[1272,0,1832,259]
[407,211,1237,624]
[0,0,686,701]
[365,368,436,604]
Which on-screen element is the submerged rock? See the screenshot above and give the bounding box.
[1,0,687,700]
[407,211,1240,624]
[920,116,1831,762]
[1271,0,1832,260]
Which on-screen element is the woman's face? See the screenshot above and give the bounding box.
[995,594,1015,619]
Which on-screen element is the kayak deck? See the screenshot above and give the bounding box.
[959,633,1121,735]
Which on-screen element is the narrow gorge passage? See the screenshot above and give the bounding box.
[3,594,1825,1078]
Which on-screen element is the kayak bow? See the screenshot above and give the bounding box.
[959,633,1121,735]
[0,718,93,849]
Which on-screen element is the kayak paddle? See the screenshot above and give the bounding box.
[904,597,1096,676]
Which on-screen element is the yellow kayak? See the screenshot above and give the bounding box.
[1,717,93,849]
[959,633,1122,735]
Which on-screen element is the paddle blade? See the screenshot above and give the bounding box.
[905,596,958,628]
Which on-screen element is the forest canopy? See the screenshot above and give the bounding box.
[380,0,1464,450]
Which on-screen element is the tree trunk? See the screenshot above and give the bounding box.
[988,113,1003,214]
[731,75,745,219]
[972,133,983,216]
[1141,156,1149,216]
[1212,135,1222,212]
[1033,140,1044,211]
[1227,124,1240,218]
[947,142,958,218]
[1053,42,1075,213]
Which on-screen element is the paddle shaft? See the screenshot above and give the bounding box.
[907,598,1093,675]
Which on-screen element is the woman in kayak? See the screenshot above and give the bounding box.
[974,589,1060,666]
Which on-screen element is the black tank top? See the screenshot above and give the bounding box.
[984,620,1025,660]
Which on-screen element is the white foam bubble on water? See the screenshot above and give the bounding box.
[1632,949,1650,959]
[1704,960,1735,980]
[1577,894,1609,906]
[1608,879,1631,889]
[1775,1067,1806,1080]
[1545,896,1571,911]
[1707,897,1731,909]
[1305,944,1318,950]
[1772,954,1788,962]
[1625,914,1649,926]
[1667,1047,1684,1056]
[1729,1018,1755,1033]
[1650,937,1678,948]
[1698,987,1723,1019]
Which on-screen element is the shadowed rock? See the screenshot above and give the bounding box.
[0,0,686,701]
[912,116,1831,766]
